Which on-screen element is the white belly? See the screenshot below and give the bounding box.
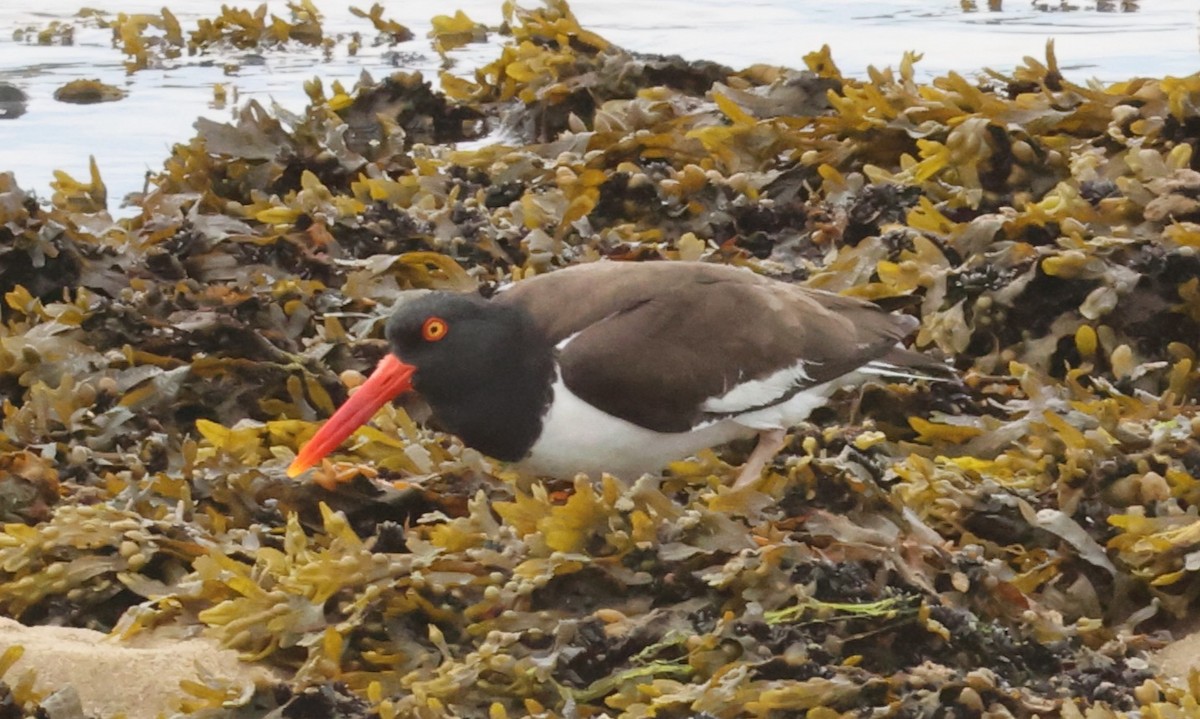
[515,374,845,480]
[515,376,749,479]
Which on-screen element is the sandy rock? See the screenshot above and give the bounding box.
[0,618,277,719]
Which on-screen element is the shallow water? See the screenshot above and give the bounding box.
[0,0,1197,207]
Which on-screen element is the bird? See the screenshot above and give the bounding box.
[287,260,949,488]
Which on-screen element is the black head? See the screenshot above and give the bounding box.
[383,290,555,460]
[385,291,527,382]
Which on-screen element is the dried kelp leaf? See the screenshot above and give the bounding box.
[195,111,288,161]
[429,10,486,55]
[349,3,413,43]
[49,156,107,212]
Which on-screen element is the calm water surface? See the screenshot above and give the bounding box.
[0,0,1197,206]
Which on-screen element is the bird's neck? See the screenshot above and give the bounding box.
[415,328,556,463]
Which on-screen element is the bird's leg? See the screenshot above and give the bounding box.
[847,383,868,425]
[732,428,787,489]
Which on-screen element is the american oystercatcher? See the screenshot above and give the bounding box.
[288,260,946,488]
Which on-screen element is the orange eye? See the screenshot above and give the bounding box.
[421,316,448,342]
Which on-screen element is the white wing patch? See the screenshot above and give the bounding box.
[859,360,951,383]
[555,330,582,351]
[701,359,816,414]
[554,310,625,352]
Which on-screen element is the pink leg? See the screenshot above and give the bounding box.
[732,428,787,489]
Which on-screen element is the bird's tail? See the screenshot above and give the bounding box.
[858,346,958,383]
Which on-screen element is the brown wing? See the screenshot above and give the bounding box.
[497,261,918,432]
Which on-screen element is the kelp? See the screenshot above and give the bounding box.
[349,4,413,45]
[35,2,416,76]
[2,0,1200,716]
[12,20,75,47]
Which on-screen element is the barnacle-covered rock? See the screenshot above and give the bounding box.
[0,83,28,119]
[52,79,126,104]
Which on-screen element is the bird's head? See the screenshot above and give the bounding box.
[286,290,526,478]
[383,291,500,374]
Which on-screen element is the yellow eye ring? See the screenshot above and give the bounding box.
[422,316,448,342]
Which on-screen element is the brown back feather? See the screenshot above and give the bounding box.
[497,261,922,432]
